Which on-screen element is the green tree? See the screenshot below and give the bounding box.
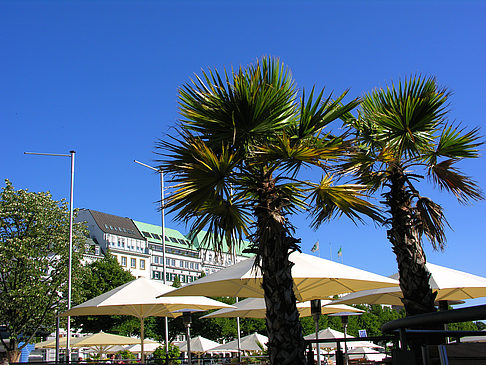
[158,57,381,364]
[172,275,181,288]
[344,76,483,316]
[72,252,136,334]
[153,344,181,364]
[0,180,86,362]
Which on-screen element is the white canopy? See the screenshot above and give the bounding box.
[303,328,383,350]
[162,252,398,302]
[347,346,387,361]
[210,333,268,353]
[334,262,486,305]
[201,298,363,319]
[61,278,233,361]
[177,336,220,354]
[35,332,151,357]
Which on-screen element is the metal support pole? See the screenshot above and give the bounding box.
[55,315,60,363]
[160,171,170,359]
[134,160,170,358]
[66,150,75,363]
[311,299,321,365]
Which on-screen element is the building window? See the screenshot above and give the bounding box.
[121,256,127,267]
[166,258,171,266]
[179,260,184,268]
[154,256,159,264]
[112,254,117,261]
[154,271,160,280]
[195,263,199,270]
[131,258,136,268]
[140,260,145,270]
[171,259,176,266]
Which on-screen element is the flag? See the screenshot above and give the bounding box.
[311,241,319,252]
[337,247,342,257]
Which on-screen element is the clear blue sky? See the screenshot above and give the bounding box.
[2,1,485,307]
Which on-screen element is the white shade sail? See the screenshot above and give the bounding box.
[177,336,220,354]
[303,328,383,350]
[60,278,233,361]
[210,333,268,353]
[334,262,486,306]
[162,252,398,302]
[201,298,363,319]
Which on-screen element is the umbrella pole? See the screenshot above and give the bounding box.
[141,317,145,363]
[186,325,191,365]
[311,300,321,365]
[236,303,241,363]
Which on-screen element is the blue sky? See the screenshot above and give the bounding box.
[2,1,485,307]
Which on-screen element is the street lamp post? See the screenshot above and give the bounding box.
[24,150,75,362]
[134,160,169,358]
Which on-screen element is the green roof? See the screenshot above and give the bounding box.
[188,230,253,257]
[132,220,252,257]
[132,220,195,250]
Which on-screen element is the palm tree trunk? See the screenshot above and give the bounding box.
[253,175,306,365]
[385,166,437,317]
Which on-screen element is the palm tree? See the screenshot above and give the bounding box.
[156,58,381,364]
[344,76,483,317]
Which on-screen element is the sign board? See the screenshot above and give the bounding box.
[358,329,367,338]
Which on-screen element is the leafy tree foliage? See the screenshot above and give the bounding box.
[0,180,86,362]
[72,251,136,334]
[172,275,181,288]
[153,344,181,364]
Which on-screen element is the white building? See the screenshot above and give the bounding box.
[132,220,202,285]
[77,209,150,279]
[78,209,252,285]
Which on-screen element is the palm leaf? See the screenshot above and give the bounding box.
[433,125,482,161]
[428,158,483,203]
[308,175,384,228]
[415,197,447,250]
[179,57,297,151]
[361,75,449,160]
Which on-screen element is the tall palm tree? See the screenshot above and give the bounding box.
[344,76,483,317]
[156,58,381,364]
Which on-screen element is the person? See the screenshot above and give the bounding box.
[106,354,115,363]
[1,358,9,365]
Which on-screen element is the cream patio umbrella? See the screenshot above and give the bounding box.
[161,252,398,301]
[303,328,383,350]
[347,347,387,362]
[333,262,486,306]
[201,297,363,319]
[61,277,234,362]
[210,333,268,353]
[177,336,220,365]
[35,331,146,358]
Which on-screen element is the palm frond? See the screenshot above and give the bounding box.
[254,133,346,174]
[308,175,384,228]
[293,88,360,138]
[428,159,483,203]
[415,197,447,250]
[432,125,482,161]
[361,75,449,160]
[178,57,298,151]
[156,132,253,250]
